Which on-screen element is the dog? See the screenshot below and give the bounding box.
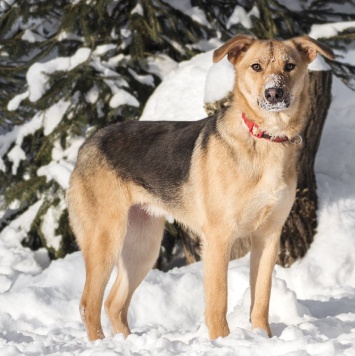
[66,35,334,341]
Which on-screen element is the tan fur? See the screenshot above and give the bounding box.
[66,35,334,341]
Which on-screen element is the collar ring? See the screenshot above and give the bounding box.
[289,134,303,145]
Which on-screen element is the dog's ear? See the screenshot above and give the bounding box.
[288,35,335,63]
[213,35,255,64]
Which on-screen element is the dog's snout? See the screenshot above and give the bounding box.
[265,88,284,104]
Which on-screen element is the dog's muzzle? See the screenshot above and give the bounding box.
[265,87,284,104]
[258,87,292,112]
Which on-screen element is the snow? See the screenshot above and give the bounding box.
[0,129,19,172]
[15,112,44,146]
[1,35,355,356]
[141,52,212,122]
[92,44,117,56]
[109,88,140,108]
[7,91,28,111]
[162,0,210,27]
[308,54,331,71]
[309,21,355,39]
[37,161,73,190]
[128,68,155,87]
[143,45,338,120]
[85,84,99,104]
[0,199,44,252]
[131,3,144,16]
[43,99,70,136]
[227,5,259,30]
[27,47,91,102]
[37,137,85,190]
[21,29,45,43]
[2,42,140,180]
[146,54,178,79]
[3,101,71,181]
[0,112,42,172]
[8,48,90,108]
[57,31,83,42]
[41,202,66,251]
[204,55,234,103]
[0,101,70,175]
[0,0,15,12]
[7,145,26,175]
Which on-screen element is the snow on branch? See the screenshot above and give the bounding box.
[309,21,355,39]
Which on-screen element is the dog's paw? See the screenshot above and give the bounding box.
[253,327,269,338]
[208,324,230,339]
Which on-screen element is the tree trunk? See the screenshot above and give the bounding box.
[171,69,333,268]
[278,69,333,266]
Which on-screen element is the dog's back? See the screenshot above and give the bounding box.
[81,118,214,200]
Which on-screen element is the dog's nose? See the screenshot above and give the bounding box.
[265,88,284,104]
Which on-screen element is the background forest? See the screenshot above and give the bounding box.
[1,0,355,263]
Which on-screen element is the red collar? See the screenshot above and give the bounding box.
[242,113,289,143]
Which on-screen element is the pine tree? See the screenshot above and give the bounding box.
[0,0,245,259]
[0,0,354,266]
[0,0,216,258]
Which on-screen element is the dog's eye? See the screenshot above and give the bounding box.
[251,63,262,72]
[285,63,296,72]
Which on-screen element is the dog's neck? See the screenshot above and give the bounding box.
[241,113,290,143]
[241,113,303,144]
[231,82,308,140]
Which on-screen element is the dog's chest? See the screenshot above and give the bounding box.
[235,166,289,235]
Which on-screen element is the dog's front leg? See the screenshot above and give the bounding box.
[203,236,231,339]
[249,228,280,337]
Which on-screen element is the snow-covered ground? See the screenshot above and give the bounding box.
[1,45,355,355]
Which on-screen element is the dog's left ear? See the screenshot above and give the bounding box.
[213,35,255,64]
[287,35,335,63]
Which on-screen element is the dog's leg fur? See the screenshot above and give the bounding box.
[67,163,131,340]
[203,229,232,339]
[78,209,129,340]
[249,228,280,336]
[104,206,165,336]
[248,179,296,336]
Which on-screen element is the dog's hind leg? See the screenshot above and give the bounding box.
[78,207,129,341]
[67,168,130,341]
[104,205,165,337]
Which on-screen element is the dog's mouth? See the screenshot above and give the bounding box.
[258,97,292,112]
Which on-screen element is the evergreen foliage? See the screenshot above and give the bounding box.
[0,0,354,261]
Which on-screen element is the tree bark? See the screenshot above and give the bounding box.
[169,69,333,268]
[278,69,333,266]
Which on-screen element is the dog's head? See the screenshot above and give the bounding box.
[213,35,334,114]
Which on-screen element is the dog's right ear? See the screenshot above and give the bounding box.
[213,35,255,64]
[287,35,335,63]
